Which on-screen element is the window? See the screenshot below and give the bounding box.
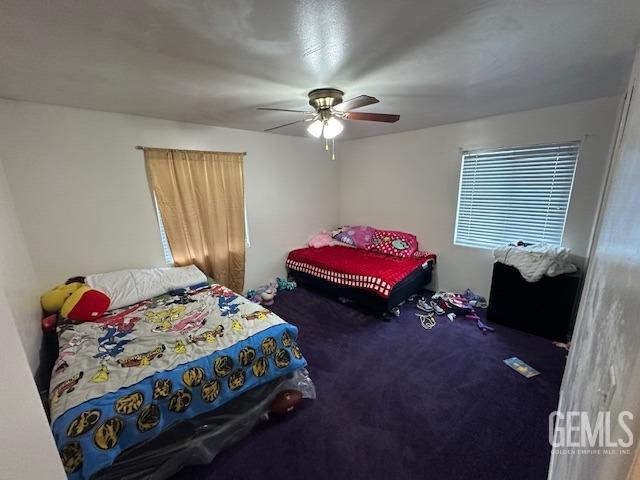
[454,142,580,249]
[153,193,174,265]
[153,192,250,266]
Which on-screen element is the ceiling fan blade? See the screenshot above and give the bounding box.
[264,119,309,132]
[343,111,400,123]
[334,95,379,112]
[257,107,312,114]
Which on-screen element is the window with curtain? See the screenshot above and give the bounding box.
[153,191,250,266]
[453,142,580,249]
[144,148,246,292]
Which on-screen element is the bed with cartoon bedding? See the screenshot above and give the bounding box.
[47,269,310,479]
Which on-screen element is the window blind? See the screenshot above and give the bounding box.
[153,193,174,265]
[454,142,580,249]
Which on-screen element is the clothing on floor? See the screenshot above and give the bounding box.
[462,288,488,308]
[431,290,492,333]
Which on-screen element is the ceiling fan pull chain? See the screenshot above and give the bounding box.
[332,138,336,161]
[325,139,329,151]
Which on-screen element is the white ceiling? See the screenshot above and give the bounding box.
[1,0,639,140]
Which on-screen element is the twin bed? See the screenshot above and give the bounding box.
[287,245,436,315]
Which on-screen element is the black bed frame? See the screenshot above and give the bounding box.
[288,264,432,316]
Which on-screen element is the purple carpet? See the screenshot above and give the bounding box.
[174,287,566,480]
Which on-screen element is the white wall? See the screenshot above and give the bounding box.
[0,99,339,294]
[0,156,42,371]
[0,288,65,479]
[339,97,619,297]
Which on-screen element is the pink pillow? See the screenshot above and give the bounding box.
[308,232,339,248]
[331,225,376,249]
[367,229,418,258]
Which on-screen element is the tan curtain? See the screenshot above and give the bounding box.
[144,148,246,292]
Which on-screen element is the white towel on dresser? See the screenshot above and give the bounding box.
[493,243,577,282]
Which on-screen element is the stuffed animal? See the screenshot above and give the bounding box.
[276,277,296,291]
[60,285,110,321]
[260,288,276,306]
[308,231,339,248]
[41,280,111,322]
[246,281,278,306]
[41,282,85,313]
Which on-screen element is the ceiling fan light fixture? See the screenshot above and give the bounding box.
[323,117,344,139]
[307,119,324,138]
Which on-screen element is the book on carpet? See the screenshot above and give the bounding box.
[503,357,540,378]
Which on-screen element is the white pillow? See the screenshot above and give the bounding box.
[86,265,207,310]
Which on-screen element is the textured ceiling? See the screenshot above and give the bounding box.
[1,0,639,139]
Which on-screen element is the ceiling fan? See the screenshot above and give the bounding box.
[257,88,399,158]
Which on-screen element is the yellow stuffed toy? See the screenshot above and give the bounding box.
[60,285,110,321]
[41,282,84,314]
[41,282,111,321]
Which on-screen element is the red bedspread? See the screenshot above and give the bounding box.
[286,246,436,298]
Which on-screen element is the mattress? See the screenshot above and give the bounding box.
[286,246,436,298]
[50,283,308,479]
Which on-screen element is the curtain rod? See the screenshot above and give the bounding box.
[135,146,247,155]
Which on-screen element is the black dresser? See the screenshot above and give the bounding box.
[487,262,581,341]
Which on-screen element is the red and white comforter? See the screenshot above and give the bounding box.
[286,246,436,298]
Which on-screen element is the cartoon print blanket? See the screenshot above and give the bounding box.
[49,284,307,479]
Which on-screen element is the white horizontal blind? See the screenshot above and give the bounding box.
[454,142,580,249]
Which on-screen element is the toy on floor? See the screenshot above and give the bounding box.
[246,282,278,306]
[270,389,303,416]
[276,277,296,291]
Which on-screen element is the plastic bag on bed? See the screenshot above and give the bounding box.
[92,368,315,480]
